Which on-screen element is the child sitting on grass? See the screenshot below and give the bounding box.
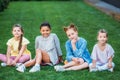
[0,24,31,67]
[54,24,91,71]
[89,29,115,72]
[16,22,63,72]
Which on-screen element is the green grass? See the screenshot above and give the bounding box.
[0,1,120,80]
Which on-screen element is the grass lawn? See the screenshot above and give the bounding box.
[0,1,120,80]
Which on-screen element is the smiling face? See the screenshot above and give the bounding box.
[97,32,108,45]
[40,26,51,38]
[66,29,78,40]
[12,27,23,39]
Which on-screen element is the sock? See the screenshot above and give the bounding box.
[35,63,40,67]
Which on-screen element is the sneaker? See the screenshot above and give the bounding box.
[54,65,65,72]
[1,62,7,67]
[16,64,26,72]
[41,63,53,66]
[29,65,40,72]
[108,68,113,72]
[89,67,98,72]
[45,63,53,66]
[15,63,22,67]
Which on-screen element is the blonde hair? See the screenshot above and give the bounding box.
[13,24,24,51]
[63,23,78,32]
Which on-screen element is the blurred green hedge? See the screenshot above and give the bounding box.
[0,0,10,12]
[10,0,72,1]
[0,0,78,12]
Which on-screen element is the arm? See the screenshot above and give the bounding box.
[70,39,80,63]
[91,59,96,68]
[54,34,62,56]
[12,45,27,65]
[35,36,39,50]
[91,45,97,68]
[66,42,75,61]
[6,46,12,65]
[108,56,113,68]
[71,38,77,51]
[54,34,63,62]
[73,38,87,57]
[107,44,114,68]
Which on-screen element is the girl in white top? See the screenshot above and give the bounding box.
[16,22,63,72]
[0,24,31,67]
[89,29,115,72]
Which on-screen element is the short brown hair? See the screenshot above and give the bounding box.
[98,29,108,37]
[64,23,78,32]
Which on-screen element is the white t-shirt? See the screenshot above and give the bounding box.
[35,33,62,65]
[91,43,114,65]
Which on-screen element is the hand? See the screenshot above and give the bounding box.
[91,60,96,68]
[58,56,63,63]
[7,60,12,66]
[11,61,16,66]
[71,38,77,44]
[71,39,77,50]
[72,58,79,63]
[108,63,112,69]
[77,58,84,64]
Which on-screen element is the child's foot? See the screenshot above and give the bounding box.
[44,63,53,66]
[29,65,40,72]
[41,63,53,66]
[89,67,98,72]
[15,63,22,67]
[54,65,65,72]
[16,64,26,72]
[108,68,113,72]
[1,62,7,67]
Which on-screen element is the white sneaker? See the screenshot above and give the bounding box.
[29,65,40,72]
[1,62,7,67]
[54,65,65,72]
[108,68,113,72]
[45,63,53,66]
[89,67,98,72]
[16,64,26,72]
[15,63,22,67]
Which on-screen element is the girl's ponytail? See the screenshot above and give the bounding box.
[18,34,23,51]
[13,24,24,51]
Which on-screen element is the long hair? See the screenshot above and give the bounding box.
[13,24,24,51]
